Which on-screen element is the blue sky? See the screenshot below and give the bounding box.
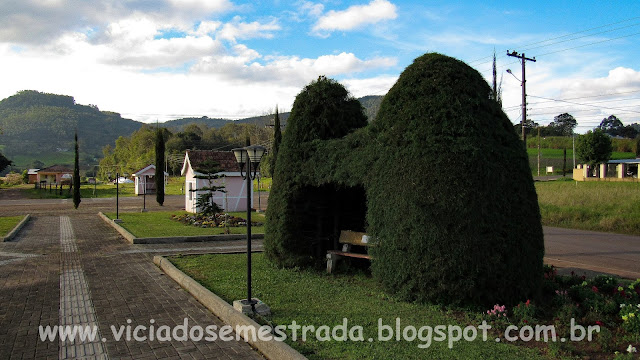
[0,0,639,132]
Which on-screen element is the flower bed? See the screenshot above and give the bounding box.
[478,265,640,358]
[170,213,264,229]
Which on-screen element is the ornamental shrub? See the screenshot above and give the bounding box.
[265,53,544,306]
[365,53,544,305]
[265,76,368,267]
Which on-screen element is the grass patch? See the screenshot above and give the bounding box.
[0,216,24,237]
[170,253,548,359]
[104,211,264,237]
[21,176,186,199]
[536,181,640,235]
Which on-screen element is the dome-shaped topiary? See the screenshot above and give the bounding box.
[365,53,544,305]
[265,53,544,306]
[265,76,368,267]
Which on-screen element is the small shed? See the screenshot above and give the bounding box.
[27,169,40,184]
[181,150,250,213]
[36,165,72,184]
[132,165,168,195]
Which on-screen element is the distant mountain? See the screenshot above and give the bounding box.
[358,95,383,121]
[162,95,383,130]
[0,90,143,168]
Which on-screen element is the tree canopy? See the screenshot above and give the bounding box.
[576,129,613,167]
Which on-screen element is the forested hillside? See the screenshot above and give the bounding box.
[0,90,383,173]
[0,90,142,168]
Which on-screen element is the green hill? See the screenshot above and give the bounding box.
[0,90,383,172]
[0,90,143,169]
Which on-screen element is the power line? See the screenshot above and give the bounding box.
[528,95,640,114]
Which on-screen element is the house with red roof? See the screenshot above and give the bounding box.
[181,150,251,212]
[36,165,72,184]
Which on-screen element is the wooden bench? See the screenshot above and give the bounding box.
[326,230,372,274]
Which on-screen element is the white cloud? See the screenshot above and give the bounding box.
[192,21,223,36]
[167,0,232,13]
[217,17,281,42]
[191,51,396,86]
[341,75,398,98]
[299,1,324,18]
[313,0,397,35]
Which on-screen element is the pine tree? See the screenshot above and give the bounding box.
[155,127,165,206]
[73,132,81,209]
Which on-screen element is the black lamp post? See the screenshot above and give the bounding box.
[116,172,120,221]
[232,145,266,312]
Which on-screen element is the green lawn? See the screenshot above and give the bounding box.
[22,176,186,199]
[0,216,24,237]
[526,148,635,160]
[535,180,640,235]
[104,211,265,237]
[171,253,547,360]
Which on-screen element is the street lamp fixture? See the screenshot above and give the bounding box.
[232,145,268,315]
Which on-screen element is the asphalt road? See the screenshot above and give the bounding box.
[544,226,640,279]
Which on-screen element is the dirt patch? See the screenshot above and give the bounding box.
[0,188,28,200]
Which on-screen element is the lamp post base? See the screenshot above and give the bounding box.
[114,219,123,224]
[233,298,271,316]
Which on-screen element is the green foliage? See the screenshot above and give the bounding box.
[0,90,141,163]
[265,76,368,267]
[636,136,640,157]
[155,128,165,206]
[365,53,543,306]
[73,132,81,209]
[193,159,226,215]
[576,129,613,166]
[266,54,543,307]
[0,151,11,172]
[270,106,282,174]
[98,125,159,179]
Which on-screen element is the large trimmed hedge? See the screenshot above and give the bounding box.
[265,54,544,306]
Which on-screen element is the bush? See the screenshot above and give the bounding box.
[265,54,544,307]
[365,53,543,306]
[265,76,368,267]
[2,172,23,186]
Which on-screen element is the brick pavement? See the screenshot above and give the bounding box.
[0,207,265,359]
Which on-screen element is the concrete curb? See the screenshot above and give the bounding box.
[153,256,307,360]
[98,212,136,243]
[98,212,265,244]
[2,214,31,242]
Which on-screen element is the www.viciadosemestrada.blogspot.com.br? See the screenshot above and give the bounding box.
[39,317,601,349]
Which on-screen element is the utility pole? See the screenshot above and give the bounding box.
[507,50,536,145]
[537,126,541,177]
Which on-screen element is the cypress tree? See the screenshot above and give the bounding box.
[73,132,81,209]
[155,128,165,206]
[271,106,282,172]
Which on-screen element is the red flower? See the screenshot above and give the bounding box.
[592,286,599,293]
[595,321,604,326]
[525,299,531,306]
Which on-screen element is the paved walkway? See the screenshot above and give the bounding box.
[0,211,264,359]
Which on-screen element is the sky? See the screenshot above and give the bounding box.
[1,0,639,132]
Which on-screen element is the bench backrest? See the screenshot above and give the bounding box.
[339,230,371,246]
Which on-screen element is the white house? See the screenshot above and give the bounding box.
[181,150,252,213]
[132,165,168,195]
